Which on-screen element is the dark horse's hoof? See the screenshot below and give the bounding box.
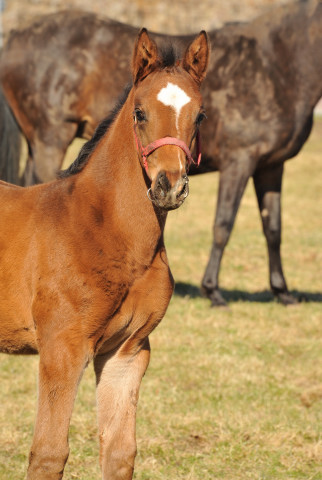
[201,286,228,307]
[276,291,299,305]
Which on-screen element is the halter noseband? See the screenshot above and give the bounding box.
[133,121,201,174]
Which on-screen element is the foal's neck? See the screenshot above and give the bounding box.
[77,98,167,245]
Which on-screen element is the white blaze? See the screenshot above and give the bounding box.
[157,82,191,130]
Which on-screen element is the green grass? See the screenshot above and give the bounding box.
[0,118,321,479]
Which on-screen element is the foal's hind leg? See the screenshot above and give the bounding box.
[27,335,89,480]
[94,339,150,480]
[253,164,297,305]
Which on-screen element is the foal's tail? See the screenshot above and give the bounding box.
[0,84,21,184]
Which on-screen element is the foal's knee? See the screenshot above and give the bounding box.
[100,437,137,480]
[112,449,136,479]
[27,446,69,480]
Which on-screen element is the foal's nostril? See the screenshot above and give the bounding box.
[157,172,171,191]
[177,181,187,198]
[155,172,171,197]
[177,175,189,199]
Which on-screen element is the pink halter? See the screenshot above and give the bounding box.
[133,122,201,174]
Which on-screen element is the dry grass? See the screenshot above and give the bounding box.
[0,118,321,479]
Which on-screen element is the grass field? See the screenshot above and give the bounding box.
[0,118,321,479]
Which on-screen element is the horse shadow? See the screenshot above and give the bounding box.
[174,282,322,303]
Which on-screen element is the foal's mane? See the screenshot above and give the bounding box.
[58,43,179,179]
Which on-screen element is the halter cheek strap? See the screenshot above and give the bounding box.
[133,122,201,175]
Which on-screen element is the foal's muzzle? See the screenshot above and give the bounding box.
[148,172,189,210]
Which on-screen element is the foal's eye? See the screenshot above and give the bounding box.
[134,108,146,123]
[196,111,207,126]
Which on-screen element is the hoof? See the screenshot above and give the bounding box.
[276,291,298,305]
[201,286,228,307]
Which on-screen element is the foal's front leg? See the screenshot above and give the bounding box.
[27,336,89,480]
[94,338,150,480]
[94,247,173,479]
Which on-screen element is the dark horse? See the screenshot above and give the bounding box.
[1,0,321,306]
[0,86,21,183]
[0,29,210,479]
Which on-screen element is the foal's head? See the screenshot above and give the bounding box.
[131,29,210,210]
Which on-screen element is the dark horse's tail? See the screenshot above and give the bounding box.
[0,84,21,184]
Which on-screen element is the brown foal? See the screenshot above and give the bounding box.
[0,29,209,479]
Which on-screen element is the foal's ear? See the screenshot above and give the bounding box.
[132,28,159,84]
[182,31,210,85]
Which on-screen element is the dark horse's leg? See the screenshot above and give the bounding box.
[253,164,297,305]
[201,155,255,306]
[23,123,78,185]
[23,144,65,186]
[0,87,21,184]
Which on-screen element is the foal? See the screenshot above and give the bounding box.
[0,29,209,479]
